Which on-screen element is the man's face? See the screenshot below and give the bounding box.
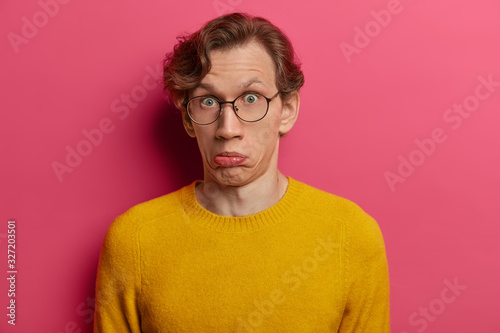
[182,40,297,187]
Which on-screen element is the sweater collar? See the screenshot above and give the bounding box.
[180,177,303,232]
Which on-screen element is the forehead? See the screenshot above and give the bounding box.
[195,40,276,95]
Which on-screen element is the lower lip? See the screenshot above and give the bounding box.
[213,156,246,167]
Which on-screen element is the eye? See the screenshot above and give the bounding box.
[201,97,217,107]
[242,94,259,104]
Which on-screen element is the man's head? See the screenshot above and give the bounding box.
[163,12,304,111]
[162,13,304,186]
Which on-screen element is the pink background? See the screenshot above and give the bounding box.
[1,0,499,332]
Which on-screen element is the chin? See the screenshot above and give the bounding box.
[211,168,250,187]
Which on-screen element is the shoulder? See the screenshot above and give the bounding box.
[103,182,192,244]
[292,177,372,222]
[291,178,387,262]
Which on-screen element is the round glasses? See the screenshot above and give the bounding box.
[184,91,280,125]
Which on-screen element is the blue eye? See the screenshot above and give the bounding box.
[201,97,217,107]
[243,94,258,104]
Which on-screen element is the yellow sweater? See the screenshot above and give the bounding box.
[94,177,390,332]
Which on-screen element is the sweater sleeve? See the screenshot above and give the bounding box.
[94,212,142,332]
[338,209,391,333]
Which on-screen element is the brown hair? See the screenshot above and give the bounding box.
[162,12,304,108]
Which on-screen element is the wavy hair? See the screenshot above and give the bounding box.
[162,12,304,109]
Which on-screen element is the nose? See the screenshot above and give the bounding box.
[215,102,244,140]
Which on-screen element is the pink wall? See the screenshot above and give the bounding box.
[1,0,499,332]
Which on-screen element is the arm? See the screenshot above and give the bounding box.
[94,213,142,332]
[339,211,391,333]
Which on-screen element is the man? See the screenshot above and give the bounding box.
[94,12,390,332]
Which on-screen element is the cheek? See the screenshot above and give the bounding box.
[246,121,281,155]
[254,126,277,149]
[261,112,283,142]
[193,130,213,152]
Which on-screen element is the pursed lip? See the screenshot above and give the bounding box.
[215,151,246,158]
[213,151,247,167]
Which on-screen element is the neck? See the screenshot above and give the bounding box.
[195,170,289,217]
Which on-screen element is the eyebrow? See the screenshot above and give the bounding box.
[196,78,267,92]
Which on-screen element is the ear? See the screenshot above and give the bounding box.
[279,91,300,136]
[174,98,196,138]
[181,109,196,138]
